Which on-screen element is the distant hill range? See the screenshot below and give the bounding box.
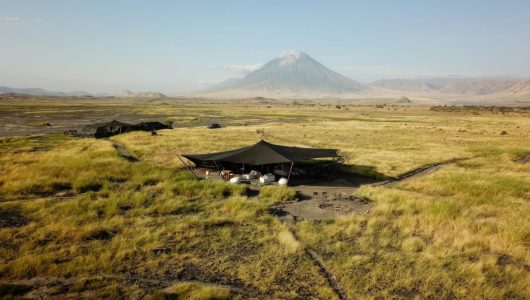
[0,86,96,97]
[371,78,530,97]
[0,86,166,99]
[120,90,166,98]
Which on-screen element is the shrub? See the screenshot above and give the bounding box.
[401,237,425,253]
[278,228,300,253]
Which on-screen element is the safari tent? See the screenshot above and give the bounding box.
[80,120,135,138]
[64,120,172,138]
[180,140,342,180]
[134,121,172,132]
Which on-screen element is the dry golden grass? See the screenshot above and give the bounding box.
[151,282,232,300]
[112,104,529,177]
[297,153,529,298]
[0,101,529,298]
[0,136,333,298]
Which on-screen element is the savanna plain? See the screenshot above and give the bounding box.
[0,97,529,299]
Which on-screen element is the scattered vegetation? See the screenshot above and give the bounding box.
[298,153,529,298]
[430,105,530,113]
[0,101,528,298]
[150,282,232,300]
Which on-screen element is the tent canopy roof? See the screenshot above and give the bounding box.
[81,120,133,134]
[80,120,171,136]
[182,140,339,165]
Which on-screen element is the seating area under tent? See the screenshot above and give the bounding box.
[179,140,345,185]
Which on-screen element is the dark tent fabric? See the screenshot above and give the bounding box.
[133,121,172,131]
[81,120,135,138]
[64,120,172,138]
[182,140,339,166]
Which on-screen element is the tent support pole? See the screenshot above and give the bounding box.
[213,161,221,172]
[177,155,199,179]
[328,155,345,180]
[287,162,294,182]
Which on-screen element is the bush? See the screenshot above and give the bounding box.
[401,237,425,253]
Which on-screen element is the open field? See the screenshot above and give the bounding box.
[0,97,529,299]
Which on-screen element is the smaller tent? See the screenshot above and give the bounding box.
[64,120,172,138]
[133,121,172,131]
[81,120,135,138]
[208,123,221,129]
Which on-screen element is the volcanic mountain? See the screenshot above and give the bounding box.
[205,51,368,97]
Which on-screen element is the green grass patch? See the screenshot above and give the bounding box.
[258,186,296,204]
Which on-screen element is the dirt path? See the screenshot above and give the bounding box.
[283,220,350,300]
[372,158,468,187]
[305,249,350,300]
[110,141,139,162]
[514,153,530,164]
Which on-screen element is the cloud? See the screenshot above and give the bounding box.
[226,63,263,75]
[279,50,302,57]
[32,18,43,23]
[0,16,20,21]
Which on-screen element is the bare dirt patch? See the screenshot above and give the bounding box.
[270,179,372,221]
[273,198,371,221]
[269,159,463,221]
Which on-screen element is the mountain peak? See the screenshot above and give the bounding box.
[207,51,368,95]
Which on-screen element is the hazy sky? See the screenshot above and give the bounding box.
[1,0,529,94]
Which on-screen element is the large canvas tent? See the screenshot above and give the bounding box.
[181,140,341,180]
[182,140,339,165]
